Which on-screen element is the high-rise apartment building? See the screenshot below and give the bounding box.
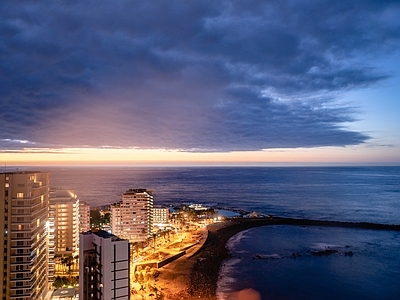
[49,189,80,257]
[0,171,50,300]
[79,230,130,300]
[111,189,153,243]
[79,201,91,232]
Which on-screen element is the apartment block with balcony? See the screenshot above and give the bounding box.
[79,230,130,300]
[0,171,50,300]
[49,189,80,258]
[111,189,153,243]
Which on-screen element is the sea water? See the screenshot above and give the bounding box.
[217,226,400,299]
[38,166,400,299]
[46,166,400,224]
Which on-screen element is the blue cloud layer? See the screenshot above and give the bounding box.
[1,0,399,151]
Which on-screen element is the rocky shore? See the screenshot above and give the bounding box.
[161,217,400,299]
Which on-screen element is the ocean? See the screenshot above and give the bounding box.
[39,166,400,299]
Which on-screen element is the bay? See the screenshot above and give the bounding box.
[217,225,400,300]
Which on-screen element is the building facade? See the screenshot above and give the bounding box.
[153,206,169,229]
[49,189,80,258]
[0,171,50,300]
[79,231,130,300]
[79,201,91,232]
[111,189,153,243]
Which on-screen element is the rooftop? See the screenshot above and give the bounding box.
[51,288,76,299]
[92,230,126,242]
[50,189,77,200]
[124,188,153,195]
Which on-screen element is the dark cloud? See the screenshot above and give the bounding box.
[1,0,399,151]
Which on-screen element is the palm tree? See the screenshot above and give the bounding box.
[73,255,79,272]
[60,255,74,285]
[152,233,157,253]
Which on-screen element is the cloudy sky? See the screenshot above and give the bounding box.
[1,0,400,165]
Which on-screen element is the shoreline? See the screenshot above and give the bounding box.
[159,217,400,299]
[160,217,400,300]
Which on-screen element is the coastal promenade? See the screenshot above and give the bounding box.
[157,216,400,300]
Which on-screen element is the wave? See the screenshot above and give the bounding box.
[226,229,251,250]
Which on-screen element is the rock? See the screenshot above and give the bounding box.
[312,249,338,256]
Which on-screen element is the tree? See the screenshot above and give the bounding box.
[152,233,157,253]
[132,242,140,259]
[60,255,74,284]
[103,212,111,224]
[73,255,79,272]
[53,276,64,288]
[90,209,102,228]
[53,276,69,288]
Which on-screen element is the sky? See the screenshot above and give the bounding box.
[1,0,400,166]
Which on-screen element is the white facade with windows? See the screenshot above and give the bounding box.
[111,189,153,243]
[49,189,80,257]
[153,206,169,228]
[79,231,130,300]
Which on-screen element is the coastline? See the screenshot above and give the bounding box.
[158,217,400,299]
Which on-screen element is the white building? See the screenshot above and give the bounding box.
[111,189,153,243]
[49,189,80,257]
[47,209,56,283]
[153,206,169,230]
[0,171,50,300]
[79,230,130,300]
[79,200,91,232]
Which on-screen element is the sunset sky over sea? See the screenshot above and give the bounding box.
[1,0,400,166]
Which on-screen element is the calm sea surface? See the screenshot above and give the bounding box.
[38,166,400,299]
[45,166,400,224]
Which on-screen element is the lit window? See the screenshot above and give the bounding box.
[17,193,24,199]
[5,183,9,188]
[37,219,40,227]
